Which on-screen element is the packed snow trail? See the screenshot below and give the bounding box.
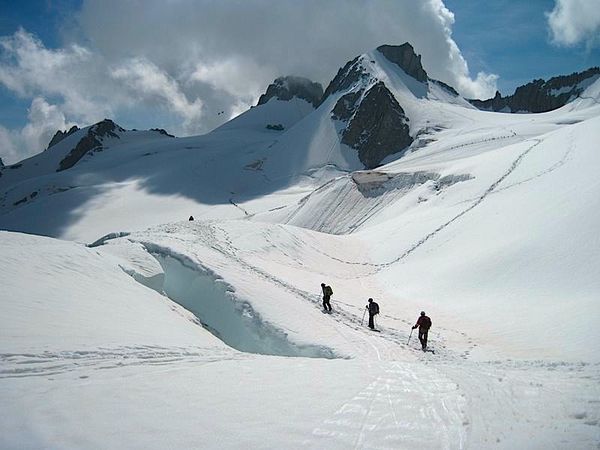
[127,221,458,361]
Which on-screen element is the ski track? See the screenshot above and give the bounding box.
[138,219,471,364]
[163,221,454,358]
[282,136,543,275]
[308,356,468,449]
[0,346,242,379]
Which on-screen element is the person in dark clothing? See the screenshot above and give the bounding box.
[366,298,380,329]
[321,283,333,312]
[412,311,432,350]
[189,216,194,221]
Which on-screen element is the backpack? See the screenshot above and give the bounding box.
[421,316,432,329]
[325,286,333,296]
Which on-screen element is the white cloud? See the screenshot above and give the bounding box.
[0,1,500,163]
[0,126,18,165]
[0,97,75,164]
[547,0,600,47]
[76,0,497,98]
[22,97,73,155]
[111,58,204,133]
[0,29,112,126]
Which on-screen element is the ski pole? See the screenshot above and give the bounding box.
[361,307,367,326]
[407,328,413,345]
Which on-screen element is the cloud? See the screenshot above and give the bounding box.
[0,1,500,163]
[0,127,17,165]
[0,29,107,124]
[75,0,497,99]
[110,58,204,131]
[0,97,74,164]
[547,0,600,47]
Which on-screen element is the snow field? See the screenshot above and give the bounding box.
[2,54,600,449]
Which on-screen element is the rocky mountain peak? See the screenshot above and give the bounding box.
[57,119,125,172]
[91,119,125,139]
[377,43,428,83]
[47,125,80,149]
[257,76,324,108]
[322,56,370,101]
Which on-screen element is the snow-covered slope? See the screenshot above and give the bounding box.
[2,223,599,449]
[2,44,600,449]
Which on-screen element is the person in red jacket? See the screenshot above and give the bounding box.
[412,311,432,351]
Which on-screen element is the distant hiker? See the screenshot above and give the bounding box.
[321,283,333,312]
[412,311,432,351]
[189,216,194,221]
[366,298,380,329]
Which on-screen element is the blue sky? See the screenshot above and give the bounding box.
[0,0,81,128]
[0,0,599,164]
[445,0,600,93]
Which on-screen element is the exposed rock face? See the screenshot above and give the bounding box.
[322,56,370,100]
[331,90,362,121]
[151,128,175,138]
[58,119,125,172]
[47,125,80,149]
[257,76,324,107]
[322,47,417,169]
[470,67,600,113]
[376,44,428,82]
[0,157,3,168]
[335,82,412,169]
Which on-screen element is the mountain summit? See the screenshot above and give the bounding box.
[318,42,466,168]
[376,43,428,82]
[257,76,324,108]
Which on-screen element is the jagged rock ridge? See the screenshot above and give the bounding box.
[322,56,370,100]
[151,128,175,138]
[58,119,125,172]
[470,67,600,113]
[257,76,324,108]
[47,125,80,149]
[377,44,428,82]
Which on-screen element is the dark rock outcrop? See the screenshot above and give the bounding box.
[265,124,284,131]
[470,67,600,113]
[257,76,324,107]
[151,128,175,137]
[0,157,4,168]
[331,90,362,121]
[57,119,124,172]
[336,82,412,169]
[322,56,370,101]
[47,125,80,149]
[377,44,428,82]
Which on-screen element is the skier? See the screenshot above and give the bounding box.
[366,298,380,330]
[412,311,432,351]
[189,215,194,221]
[321,283,333,312]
